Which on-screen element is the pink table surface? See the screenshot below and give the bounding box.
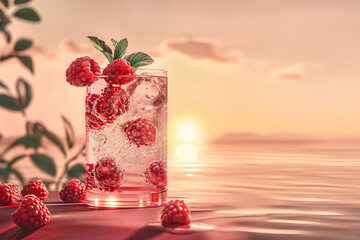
[0,191,240,240]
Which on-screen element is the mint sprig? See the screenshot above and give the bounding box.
[87,36,113,62]
[87,36,154,69]
[113,38,128,59]
[124,52,154,68]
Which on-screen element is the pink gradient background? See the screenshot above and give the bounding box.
[1,0,359,142]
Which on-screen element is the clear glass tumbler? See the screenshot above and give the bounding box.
[85,69,167,207]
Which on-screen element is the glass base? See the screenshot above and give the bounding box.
[86,187,167,208]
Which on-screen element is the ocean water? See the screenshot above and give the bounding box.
[168,140,360,239]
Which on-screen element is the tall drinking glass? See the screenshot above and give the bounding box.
[85,69,167,207]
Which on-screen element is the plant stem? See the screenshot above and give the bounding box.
[55,143,85,190]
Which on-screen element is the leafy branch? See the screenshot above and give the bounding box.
[0,0,86,189]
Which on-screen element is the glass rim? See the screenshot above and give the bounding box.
[97,68,167,78]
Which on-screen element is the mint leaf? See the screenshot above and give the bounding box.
[124,52,154,68]
[111,38,118,47]
[87,36,113,62]
[113,38,128,60]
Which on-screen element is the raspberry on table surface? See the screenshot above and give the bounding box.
[22,179,49,201]
[12,194,50,230]
[0,183,20,205]
[161,200,191,227]
[59,179,86,203]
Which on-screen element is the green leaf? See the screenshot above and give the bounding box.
[3,29,11,43]
[61,115,75,149]
[17,56,33,73]
[87,36,113,62]
[8,155,27,167]
[30,154,56,176]
[9,168,25,186]
[124,52,154,68]
[16,78,32,109]
[33,122,66,157]
[0,22,8,31]
[0,80,8,90]
[13,8,40,22]
[14,0,31,4]
[67,163,85,178]
[9,134,41,150]
[111,38,118,47]
[14,39,32,51]
[0,94,21,110]
[113,38,128,60]
[1,0,9,8]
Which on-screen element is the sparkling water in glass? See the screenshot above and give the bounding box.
[85,69,167,207]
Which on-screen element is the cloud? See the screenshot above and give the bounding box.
[275,62,320,80]
[157,38,243,62]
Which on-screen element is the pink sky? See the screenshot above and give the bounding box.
[1,0,360,141]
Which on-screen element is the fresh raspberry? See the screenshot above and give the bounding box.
[85,163,96,190]
[103,59,135,85]
[22,180,49,201]
[86,93,106,130]
[66,56,101,87]
[95,84,129,123]
[0,184,20,205]
[59,179,86,203]
[123,117,157,147]
[143,160,167,190]
[94,156,124,192]
[12,194,50,230]
[161,200,191,227]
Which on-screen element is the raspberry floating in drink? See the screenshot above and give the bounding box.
[143,160,167,190]
[94,156,125,192]
[86,93,106,130]
[123,117,157,147]
[85,163,96,190]
[95,84,129,123]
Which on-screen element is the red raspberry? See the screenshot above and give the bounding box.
[85,163,96,190]
[94,156,124,192]
[0,184,20,205]
[66,56,101,87]
[95,84,129,123]
[161,200,191,227]
[59,179,86,203]
[123,118,157,147]
[103,59,135,85]
[22,180,49,201]
[12,194,50,230]
[86,93,106,130]
[143,160,167,190]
